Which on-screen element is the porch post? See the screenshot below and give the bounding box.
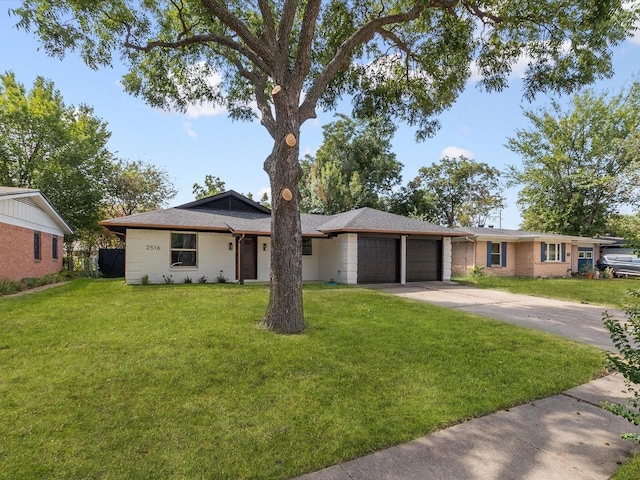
[400,235,407,284]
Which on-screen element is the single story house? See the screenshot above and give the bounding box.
[0,187,73,282]
[100,190,467,285]
[452,226,613,277]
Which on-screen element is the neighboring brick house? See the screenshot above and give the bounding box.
[451,227,613,278]
[0,187,73,282]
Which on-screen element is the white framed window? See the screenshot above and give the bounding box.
[487,241,507,267]
[491,242,501,266]
[542,242,565,262]
[170,232,197,267]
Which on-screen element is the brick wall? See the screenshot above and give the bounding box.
[0,222,63,282]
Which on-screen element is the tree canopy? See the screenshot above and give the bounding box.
[507,83,640,237]
[300,114,402,214]
[0,71,112,238]
[193,174,226,200]
[393,156,504,227]
[104,159,177,218]
[13,0,638,333]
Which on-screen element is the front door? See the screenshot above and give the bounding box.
[238,236,257,282]
[577,247,594,272]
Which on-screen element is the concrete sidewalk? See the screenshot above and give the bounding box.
[294,375,640,480]
[292,284,640,480]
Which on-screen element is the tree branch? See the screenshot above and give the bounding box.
[123,27,270,75]
[257,0,277,50]
[199,0,274,67]
[291,0,322,92]
[299,3,425,122]
[275,0,299,74]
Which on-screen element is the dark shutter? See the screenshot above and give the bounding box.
[541,242,547,262]
[486,241,493,266]
[561,243,566,262]
[501,242,507,267]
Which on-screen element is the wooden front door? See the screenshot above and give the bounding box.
[238,236,258,282]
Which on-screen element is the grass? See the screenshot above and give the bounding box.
[454,275,640,309]
[613,453,640,479]
[0,279,606,479]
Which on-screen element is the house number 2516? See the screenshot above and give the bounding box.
[146,245,161,251]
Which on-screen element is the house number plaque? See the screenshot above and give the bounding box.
[146,245,161,251]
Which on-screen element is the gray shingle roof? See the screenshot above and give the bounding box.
[318,208,466,235]
[457,226,613,243]
[102,204,465,237]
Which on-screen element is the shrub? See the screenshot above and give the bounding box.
[198,276,207,284]
[216,270,228,283]
[0,279,23,296]
[184,275,193,284]
[162,275,174,284]
[603,290,640,443]
[141,275,149,285]
[470,264,485,277]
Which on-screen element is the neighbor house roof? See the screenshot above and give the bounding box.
[100,190,466,237]
[0,186,73,234]
[455,226,614,244]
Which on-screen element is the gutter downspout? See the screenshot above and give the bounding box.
[236,233,245,285]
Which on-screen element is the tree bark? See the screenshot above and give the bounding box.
[261,113,305,334]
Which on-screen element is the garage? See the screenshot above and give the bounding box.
[357,236,399,283]
[406,238,442,281]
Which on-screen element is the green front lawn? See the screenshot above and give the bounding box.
[455,275,639,309]
[1,279,605,479]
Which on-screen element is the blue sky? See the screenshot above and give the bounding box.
[1,4,639,229]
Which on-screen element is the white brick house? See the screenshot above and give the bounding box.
[101,191,464,285]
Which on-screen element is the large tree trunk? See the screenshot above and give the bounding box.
[261,120,305,334]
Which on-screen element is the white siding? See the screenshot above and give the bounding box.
[257,237,323,282]
[0,198,64,236]
[302,238,321,281]
[257,236,271,281]
[442,237,452,281]
[125,229,236,284]
[318,233,358,284]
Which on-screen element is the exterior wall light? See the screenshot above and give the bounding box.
[229,242,233,250]
[263,243,268,251]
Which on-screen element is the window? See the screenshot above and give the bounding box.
[491,242,501,266]
[486,241,507,267]
[34,231,41,261]
[52,236,58,260]
[170,233,197,267]
[302,238,312,256]
[542,242,565,262]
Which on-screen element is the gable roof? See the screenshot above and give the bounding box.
[0,186,73,234]
[457,226,613,244]
[100,191,464,237]
[176,190,271,214]
[318,208,465,235]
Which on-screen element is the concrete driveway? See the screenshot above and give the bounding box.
[372,282,626,352]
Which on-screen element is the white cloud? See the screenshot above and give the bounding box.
[440,146,475,159]
[625,1,640,44]
[183,122,198,139]
[257,187,271,201]
[185,102,226,119]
